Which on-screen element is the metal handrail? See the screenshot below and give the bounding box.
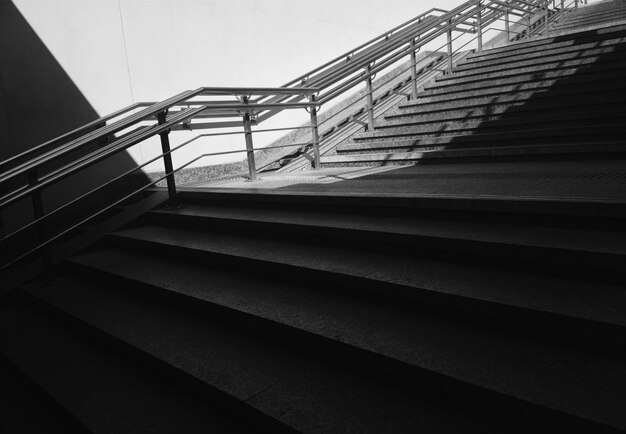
[1,0,569,272]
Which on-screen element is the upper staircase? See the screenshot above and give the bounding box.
[2,1,626,433]
[321,23,626,166]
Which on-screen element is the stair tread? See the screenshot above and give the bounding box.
[0,297,248,433]
[62,247,626,430]
[435,58,626,85]
[464,35,626,64]
[105,224,626,329]
[353,122,622,142]
[149,203,626,258]
[457,45,626,74]
[25,275,520,434]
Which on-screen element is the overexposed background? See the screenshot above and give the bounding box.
[14,0,584,172]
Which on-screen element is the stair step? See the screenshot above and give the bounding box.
[25,274,529,434]
[331,142,626,163]
[411,77,624,106]
[337,138,624,153]
[68,228,626,430]
[456,41,626,72]
[176,184,626,219]
[0,353,87,433]
[144,200,626,274]
[425,58,626,90]
[0,295,252,433]
[387,100,623,125]
[557,9,626,25]
[463,32,626,65]
[551,18,626,34]
[396,87,625,116]
[352,124,623,146]
[465,23,626,59]
[422,66,623,96]
[440,48,626,81]
[377,107,620,131]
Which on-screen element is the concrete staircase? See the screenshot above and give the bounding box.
[323,23,626,167]
[2,2,626,433]
[552,0,626,33]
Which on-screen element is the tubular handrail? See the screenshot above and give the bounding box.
[1,0,574,272]
[0,87,318,185]
[0,101,154,173]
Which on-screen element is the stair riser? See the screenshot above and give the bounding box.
[145,211,626,280]
[353,124,624,144]
[415,78,625,105]
[331,148,626,168]
[439,51,626,83]
[388,101,623,123]
[422,67,625,98]
[397,87,626,114]
[556,17,626,30]
[558,10,626,25]
[60,258,620,434]
[0,350,89,433]
[19,290,300,434]
[559,10,626,23]
[554,19,626,32]
[472,24,626,58]
[427,60,626,90]
[177,190,626,221]
[376,110,622,132]
[435,57,626,86]
[464,33,626,64]
[456,43,626,72]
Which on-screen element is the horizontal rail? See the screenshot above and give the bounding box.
[1,0,561,271]
[0,107,206,209]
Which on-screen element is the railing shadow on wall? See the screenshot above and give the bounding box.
[0,0,567,278]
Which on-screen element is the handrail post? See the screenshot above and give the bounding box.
[28,170,52,269]
[410,39,419,99]
[242,104,257,181]
[309,95,321,169]
[365,64,375,132]
[447,19,453,74]
[156,110,180,208]
[561,0,565,19]
[544,5,550,36]
[505,7,510,43]
[476,0,483,53]
[574,0,578,10]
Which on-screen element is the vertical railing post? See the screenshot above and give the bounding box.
[575,0,578,10]
[308,95,321,169]
[365,64,375,132]
[561,0,565,20]
[544,5,550,36]
[447,19,453,74]
[477,0,483,53]
[241,99,257,181]
[505,7,510,42]
[410,39,419,99]
[156,110,179,208]
[28,170,52,269]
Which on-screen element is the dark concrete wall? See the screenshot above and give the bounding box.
[0,0,147,247]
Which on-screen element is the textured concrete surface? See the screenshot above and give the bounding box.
[189,160,626,201]
[0,298,251,433]
[26,274,526,434]
[107,225,626,329]
[65,234,626,429]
